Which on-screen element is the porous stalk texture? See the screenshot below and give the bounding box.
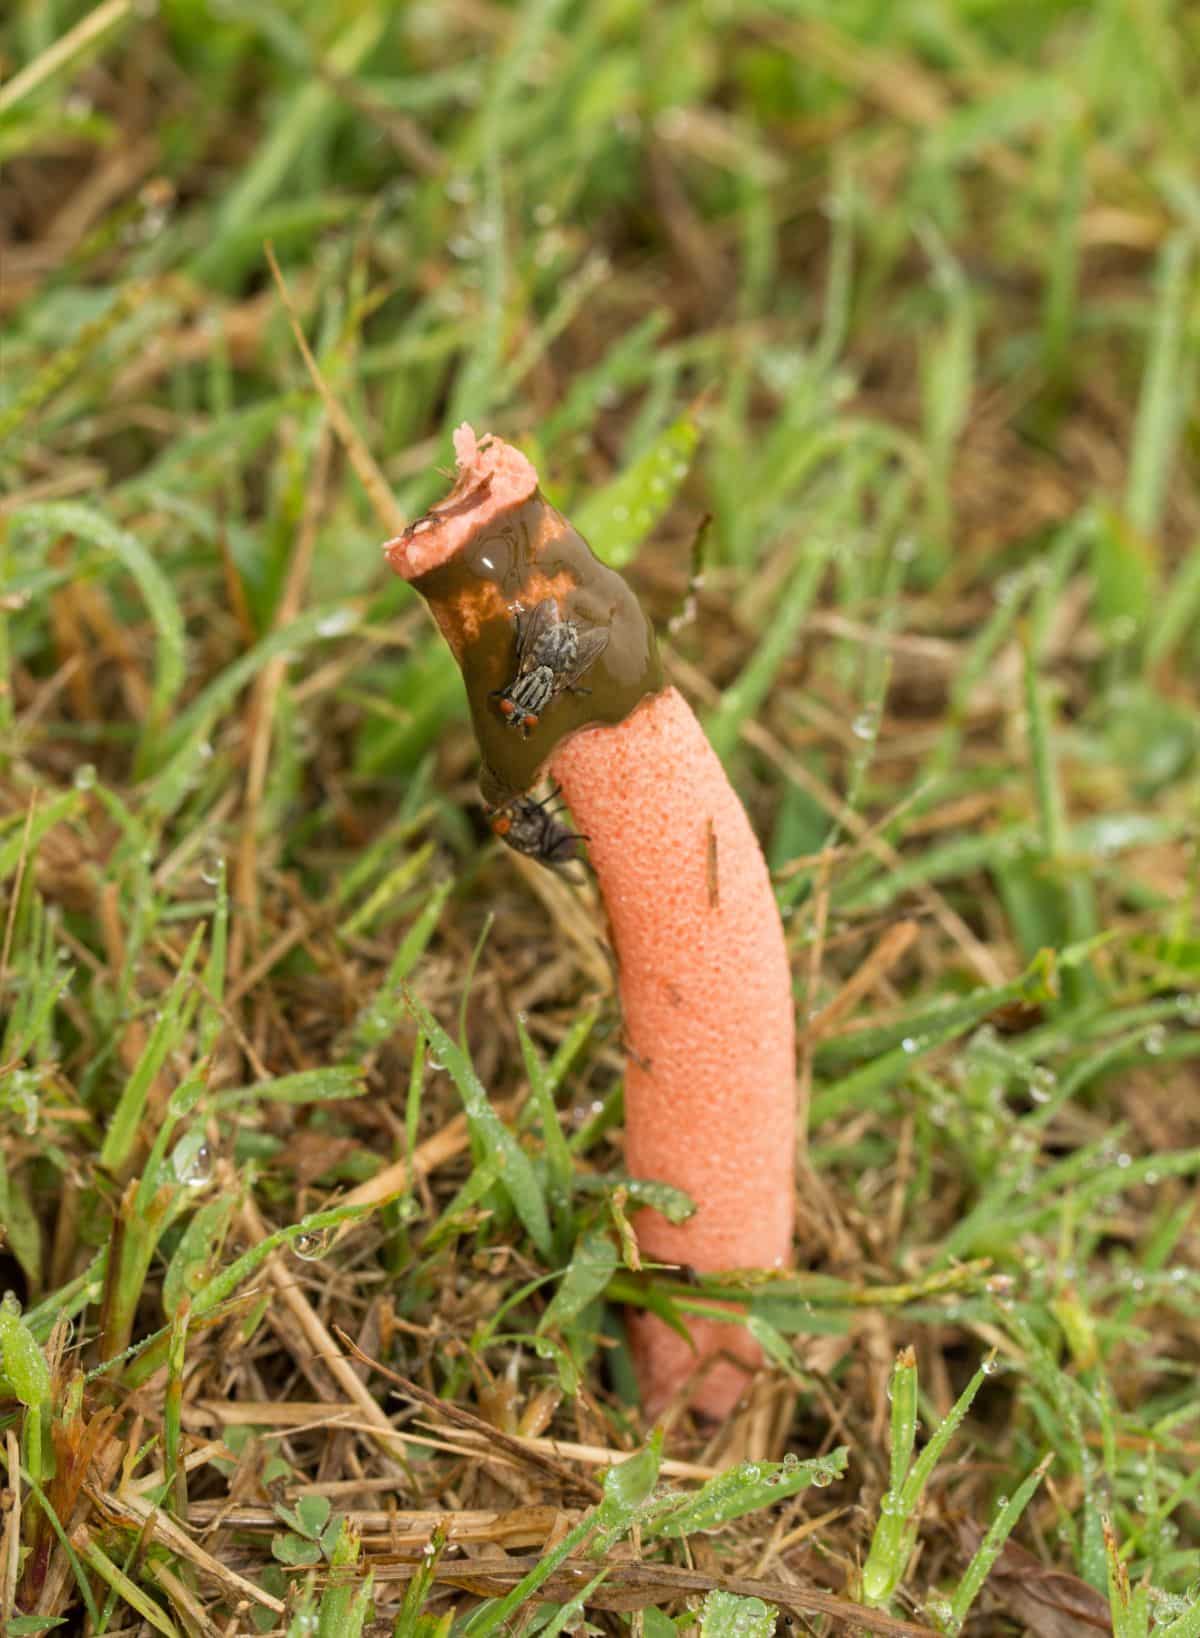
[552,690,796,1417]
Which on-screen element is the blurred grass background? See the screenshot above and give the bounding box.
[2,0,1200,1632]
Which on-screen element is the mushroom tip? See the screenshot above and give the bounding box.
[452,421,479,469]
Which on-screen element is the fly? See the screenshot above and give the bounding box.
[491,598,609,737]
[487,785,587,868]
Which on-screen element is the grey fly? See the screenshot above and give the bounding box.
[492,598,609,737]
[488,786,587,867]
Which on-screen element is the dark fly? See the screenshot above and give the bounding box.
[491,599,609,737]
[487,786,587,868]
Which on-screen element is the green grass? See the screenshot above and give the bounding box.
[2,0,1200,1631]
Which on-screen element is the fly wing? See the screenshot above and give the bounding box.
[562,625,609,686]
[513,598,560,674]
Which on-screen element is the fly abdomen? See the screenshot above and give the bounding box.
[495,665,555,735]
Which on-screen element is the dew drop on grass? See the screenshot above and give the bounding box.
[811,1465,834,1489]
[9,1069,40,1134]
[73,763,97,791]
[781,1452,798,1472]
[1029,1067,1056,1102]
[1144,1025,1167,1055]
[851,711,877,741]
[316,607,357,638]
[171,1135,213,1188]
[293,1228,333,1262]
[901,1037,919,1054]
[1,1291,21,1317]
[981,1357,999,1375]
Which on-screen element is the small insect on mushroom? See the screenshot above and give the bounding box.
[487,786,587,868]
[491,598,609,737]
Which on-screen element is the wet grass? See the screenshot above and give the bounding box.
[2,0,1200,1632]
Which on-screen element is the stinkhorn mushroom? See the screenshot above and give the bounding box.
[385,426,795,1418]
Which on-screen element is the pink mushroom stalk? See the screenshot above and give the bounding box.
[385,426,796,1418]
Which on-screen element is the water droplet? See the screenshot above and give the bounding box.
[852,711,877,741]
[201,856,223,887]
[811,1465,834,1488]
[981,1356,999,1376]
[293,1228,333,1261]
[73,763,97,791]
[781,1452,798,1471]
[1,1290,21,1317]
[1116,1152,1132,1169]
[1029,1067,1056,1103]
[427,1051,444,1071]
[176,1136,212,1188]
[317,607,357,638]
[901,1037,919,1054]
[1144,1025,1167,1056]
[6,1069,40,1135]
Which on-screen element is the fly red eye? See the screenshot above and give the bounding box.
[500,699,515,717]
[492,815,511,836]
[526,713,539,727]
